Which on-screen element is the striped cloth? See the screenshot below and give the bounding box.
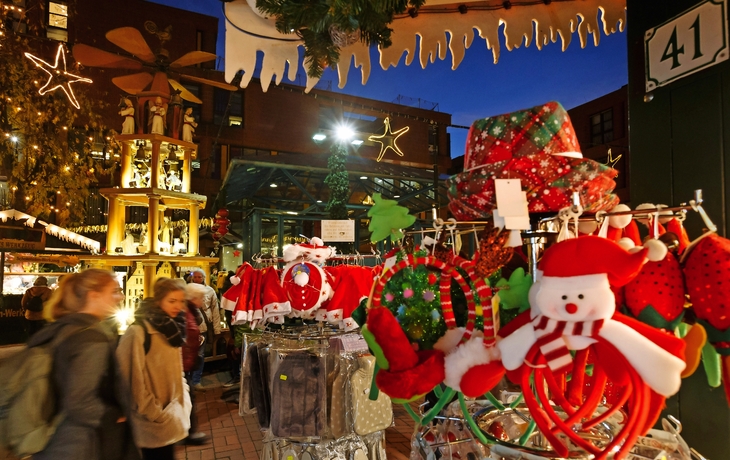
[531,315,605,373]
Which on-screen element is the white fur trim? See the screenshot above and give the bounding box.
[310,237,324,246]
[600,320,685,397]
[251,310,263,321]
[644,239,668,262]
[342,317,358,331]
[443,337,496,392]
[232,310,249,325]
[262,300,292,321]
[314,308,328,322]
[230,276,241,286]
[221,297,237,312]
[326,308,344,324]
[497,323,537,371]
[608,204,632,229]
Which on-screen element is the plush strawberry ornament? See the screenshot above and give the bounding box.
[683,233,730,403]
[624,252,686,330]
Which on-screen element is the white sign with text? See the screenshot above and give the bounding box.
[321,220,355,242]
[645,0,729,91]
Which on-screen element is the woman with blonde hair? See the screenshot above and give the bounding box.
[116,277,191,460]
[30,268,133,460]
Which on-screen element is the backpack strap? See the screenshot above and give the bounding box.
[132,320,151,355]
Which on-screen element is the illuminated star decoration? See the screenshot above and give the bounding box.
[605,148,622,172]
[368,117,410,162]
[24,44,93,109]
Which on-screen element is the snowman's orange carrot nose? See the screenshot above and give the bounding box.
[565,303,578,314]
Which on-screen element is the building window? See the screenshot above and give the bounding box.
[47,1,67,41]
[214,89,243,127]
[85,189,108,225]
[4,0,27,34]
[590,109,613,146]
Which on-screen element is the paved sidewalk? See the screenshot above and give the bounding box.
[174,372,417,460]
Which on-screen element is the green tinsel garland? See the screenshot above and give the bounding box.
[255,0,425,78]
[324,141,349,220]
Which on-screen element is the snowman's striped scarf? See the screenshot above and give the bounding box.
[531,315,605,373]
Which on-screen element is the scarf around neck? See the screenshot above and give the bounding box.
[531,315,605,373]
[135,299,187,348]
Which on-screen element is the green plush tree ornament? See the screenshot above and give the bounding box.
[367,192,415,243]
[324,141,349,220]
[379,249,446,349]
[496,267,533,313]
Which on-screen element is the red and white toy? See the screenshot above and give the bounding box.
[280,237,335,319]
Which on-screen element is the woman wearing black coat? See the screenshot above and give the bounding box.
[31,269,137,460]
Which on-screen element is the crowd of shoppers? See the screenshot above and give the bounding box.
[22,264,241,459]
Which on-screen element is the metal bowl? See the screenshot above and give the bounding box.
[471,403,622,459]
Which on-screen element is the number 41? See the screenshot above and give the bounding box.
[662,14,703,69]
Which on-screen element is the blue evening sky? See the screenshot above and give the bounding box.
[151,0,628,158]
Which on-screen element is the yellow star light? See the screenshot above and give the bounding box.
[24,44,92,109]
[368,117,410,162]
[605,148,623,172]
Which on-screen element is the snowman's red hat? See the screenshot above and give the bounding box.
[539,236,647,287]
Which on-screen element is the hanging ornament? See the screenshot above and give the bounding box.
[216,208,229,218]
[24,44,93,109]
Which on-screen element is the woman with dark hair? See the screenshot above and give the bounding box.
[31,268,133,460]
[116,277,191,460]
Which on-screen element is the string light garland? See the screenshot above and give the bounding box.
[24,44,92,109]
[368,117,410,162]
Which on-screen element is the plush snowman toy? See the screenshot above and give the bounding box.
[497,235,685,398]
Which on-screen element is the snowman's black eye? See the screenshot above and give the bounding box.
[578,294,584,299]
[561,295,567,300]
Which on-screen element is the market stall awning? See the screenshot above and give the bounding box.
[223,0,626,91]
[217,153,450,218]
[0,209,100,253]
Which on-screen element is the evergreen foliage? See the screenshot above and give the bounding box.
[255,0,425,78]
[324,141,349,220]
[0,25,112,226]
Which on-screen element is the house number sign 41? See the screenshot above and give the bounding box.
[645,0,729,91]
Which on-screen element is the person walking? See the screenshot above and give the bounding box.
[31,269,135,460]
[116,278,191,460]
[220,270,240,387]
[182,282,211,445]
[21,276,53,337]
[188,269,220,389]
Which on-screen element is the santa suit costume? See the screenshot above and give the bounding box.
[497,236,686,459]
[280,238,334,319]
[222,263,252,323]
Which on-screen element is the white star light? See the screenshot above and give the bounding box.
[24,44,93,109]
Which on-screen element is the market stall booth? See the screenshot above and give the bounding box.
[0,209,99,345]
[217,0,730,458]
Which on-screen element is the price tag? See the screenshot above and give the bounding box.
[495,179,527,217]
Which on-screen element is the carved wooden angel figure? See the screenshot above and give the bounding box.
[182,107,197,143]
[119,98,135,134]
[148,97,167,135]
